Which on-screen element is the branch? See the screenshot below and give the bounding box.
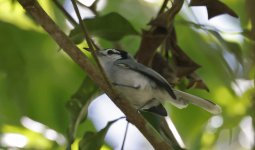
[157,0,169,16]
[17,0,173,149]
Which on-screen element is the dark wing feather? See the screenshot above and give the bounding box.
[114,59,176,99]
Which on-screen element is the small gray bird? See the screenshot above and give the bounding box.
[96,49,221,116]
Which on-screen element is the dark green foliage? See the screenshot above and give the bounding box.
[69,12,139,44]
[79,118,121,150]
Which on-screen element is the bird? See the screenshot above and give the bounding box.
[96,48,221,116]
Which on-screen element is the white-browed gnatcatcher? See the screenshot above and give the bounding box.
[96,49,221,116]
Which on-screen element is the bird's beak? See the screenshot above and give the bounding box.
[96,50,105,56]
[83,48,104,56]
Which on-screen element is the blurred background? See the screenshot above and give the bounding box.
[0,0,254,149]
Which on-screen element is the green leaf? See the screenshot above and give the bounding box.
[79,118,122,150]
[69,12,139,44]
[140,111,161,130]
[66,77,98,147]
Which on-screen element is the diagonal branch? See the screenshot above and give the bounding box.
[17,0,173,149]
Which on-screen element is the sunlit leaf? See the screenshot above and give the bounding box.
[177,20,244,66]
[69,12,139,44]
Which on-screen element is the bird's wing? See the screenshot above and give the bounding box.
[114,59,176,99]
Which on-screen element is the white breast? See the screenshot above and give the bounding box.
[107,64,161,109]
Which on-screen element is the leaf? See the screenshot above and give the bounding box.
[0,21,79,133]
[79,118,122,150]
[151,53,179,85]
[208,30,243,64]
[171,44,201,77]
[140,111,162,130]
[246,0,255,40]
[150,27,201,78]
[186,73,210,92]
[66,77,98,146]
[69,12,139,44]
[189,0,238,19]
[242,29,255,41]
[178,20,244,65]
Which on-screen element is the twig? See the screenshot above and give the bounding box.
[16,0,173,149]
[70,0,114,95]
[157,0,169,16]
[70,0,94,50]
[52,0,78,26]
[90,0,99,16]
[120,122,129,150]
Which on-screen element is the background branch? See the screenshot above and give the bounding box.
[17,0,173,149]
[135,0,184,65]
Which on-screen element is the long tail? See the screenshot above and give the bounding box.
[174,90,222,114]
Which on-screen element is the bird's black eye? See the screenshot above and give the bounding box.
[107,50,114,55]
